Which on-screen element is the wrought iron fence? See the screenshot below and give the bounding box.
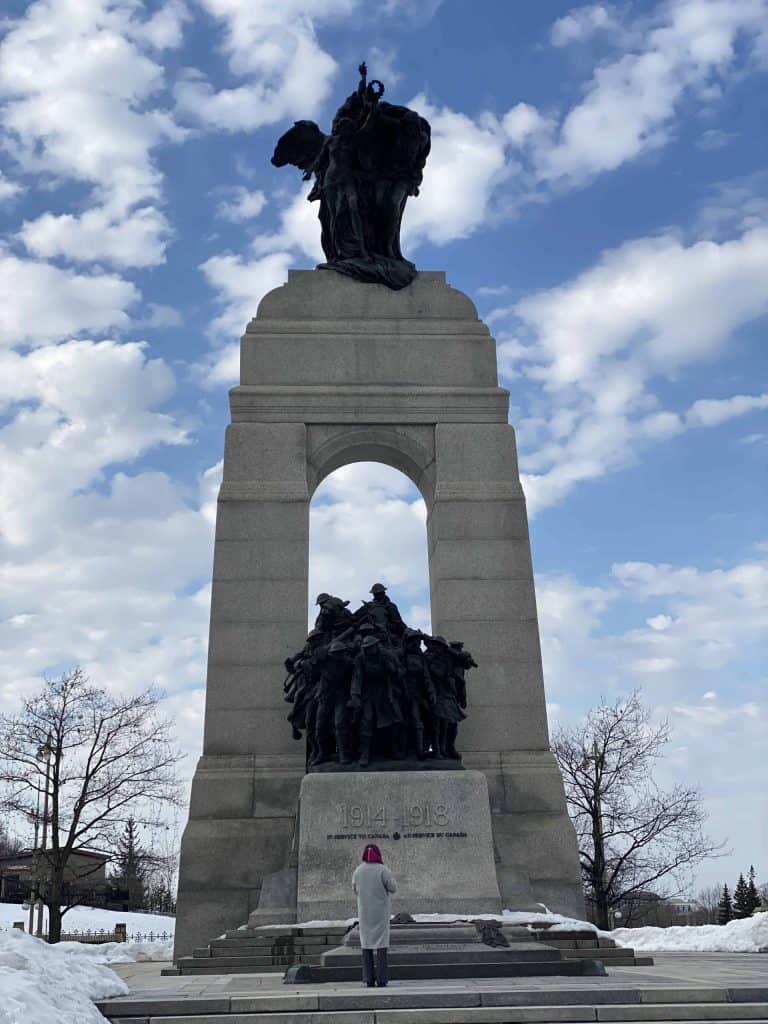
[56,928,174,943]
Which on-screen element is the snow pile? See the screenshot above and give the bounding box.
[611,912,768,953]
[413,910,599,932]
[294,909,599,933]
[0,927,127,1024]
[56,937,174,962]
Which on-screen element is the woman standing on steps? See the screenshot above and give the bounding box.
[352,843,398,987]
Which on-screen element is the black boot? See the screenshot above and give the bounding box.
[359,736,371,768]
[415,728,426,760]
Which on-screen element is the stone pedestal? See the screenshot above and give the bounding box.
[296,770,503,922]
[174,271,584,959]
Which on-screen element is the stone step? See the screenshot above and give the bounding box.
[101,1001,768,1023]
[196,943,333,958]
[307,958,607,982]
[176,955,323,973]
[322,944,564,966]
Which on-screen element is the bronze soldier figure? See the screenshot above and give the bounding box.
[348,636,404,767]
[356,583,405,638]
[314,638,356,765]
[281,585,475,769]
[424,635,464,760]
[401,629,436,759]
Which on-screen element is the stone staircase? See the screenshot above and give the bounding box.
[165,923,349,976]
[99,984,768,1023]
[167,921,650,978]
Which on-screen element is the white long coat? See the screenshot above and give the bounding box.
[352,861,398,949]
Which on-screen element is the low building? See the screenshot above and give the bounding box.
[0,848,109,905]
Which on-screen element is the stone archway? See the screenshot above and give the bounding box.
[174,271,584,957]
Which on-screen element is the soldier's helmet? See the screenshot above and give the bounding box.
[358,622,375,634]
[361,635,380,649]
[315,592,332,605]
[426,634,448,647]
[328,639,347,654]
[369,583,387,595]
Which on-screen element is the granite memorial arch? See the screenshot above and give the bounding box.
[173,270,585,958]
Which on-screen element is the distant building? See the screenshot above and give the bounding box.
[0,849,109,906]
[613,890,707,927]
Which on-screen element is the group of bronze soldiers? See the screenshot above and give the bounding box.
[283,584,477,768]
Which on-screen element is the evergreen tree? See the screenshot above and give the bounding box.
[717,883,733,924]
[112,817,148,911]
[733,872,751,918]
[746,866,762,915]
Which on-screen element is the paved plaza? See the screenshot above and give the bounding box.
[101,952,768,1022]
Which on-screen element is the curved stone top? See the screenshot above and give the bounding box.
[254,269,481,323]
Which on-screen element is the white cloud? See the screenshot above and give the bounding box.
[686,392,768,428]
[20,205,171,269]
[0,252,137,347]
[536,551,767,888]
[539,0,768,184]
[138,303,183,328]
[401,96,510,247]
[694,177,768,239]
[613,555,768,674]
[366,46,403,87]
[197,250,293,384]
[0,171,21,201]
[696,127,736,151]
[309,463,429,628]
[498,225,768,513]
[174,0,354,131]
[550,4,623,47]
[0,0,185,265]
[251,184,324,262]
[132,0,189,51]
[0,329,212,718]
[0,339,186,543]
[216,187,267,223]
[517,228,768,389]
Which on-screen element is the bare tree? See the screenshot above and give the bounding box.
[697,883,723,924]
[143,819,181,914]
[551,690,725,930]
[0,668,183,941]
[0,820,23,859]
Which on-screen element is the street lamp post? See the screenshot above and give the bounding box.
[35,733,53,939]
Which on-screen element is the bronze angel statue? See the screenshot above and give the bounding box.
[271,63,431,290]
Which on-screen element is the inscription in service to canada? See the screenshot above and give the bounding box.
[326,801,468,841]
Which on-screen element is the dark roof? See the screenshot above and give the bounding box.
[0,848,109,865]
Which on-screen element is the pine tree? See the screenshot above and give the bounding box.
[717,883,733,924]
[112,817,148,911]
[746,866,762,916]
[733,872,751,918]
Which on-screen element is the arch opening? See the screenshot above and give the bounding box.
[308,462,431,633]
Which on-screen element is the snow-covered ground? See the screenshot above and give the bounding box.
[0,905,175,1024]
[0,927,127,1024]
[611,913,768,953]
[0,902,175,939]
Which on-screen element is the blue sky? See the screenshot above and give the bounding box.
[0,0,766,898]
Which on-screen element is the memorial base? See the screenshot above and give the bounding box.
[296,769,511,922]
